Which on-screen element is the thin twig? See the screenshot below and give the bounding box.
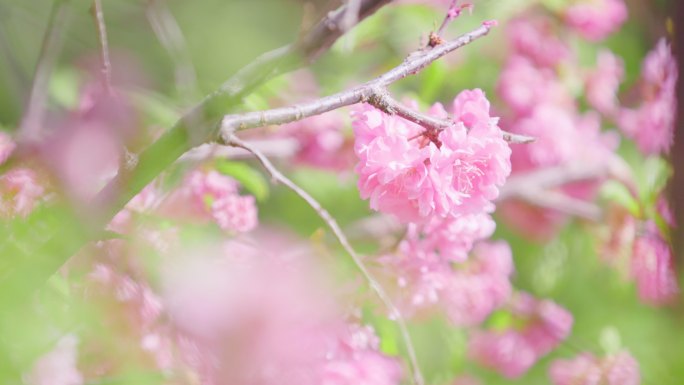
[20,0,71,139]
[146,0,198,102]
[221,23,494,138]
[225,134,425,385]
[91,0,112,93]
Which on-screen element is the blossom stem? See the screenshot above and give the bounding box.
[225,134,425,385]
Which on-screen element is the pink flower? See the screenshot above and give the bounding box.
[0,131,15,165]
[25,335,83,385]
[468,330,537,378]
[507,17,572,68]
[402,213,496,262]
[497,56,572,116]
[619,39,677,155]
[279,111,354,170]
[211,194,258,233]
[0,168,46,218]
[564,0,628,41]
[549,350,640,385]
[468,293,573,377]
[353,90,511,223]
[161,170,258,233]
[586,50,625,116]
[631,221,680,305]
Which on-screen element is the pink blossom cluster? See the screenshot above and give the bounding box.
[278,111,355,171]
[563,0,628,41]
[379,237,514,326]
[25,335,83,385]
[0,168,46,219]
[549,350,640,385]
[598,205,680,306]
[353,89,511,223]
[497,15,620,239]
[468,292,573,378]
[161,170,258,234]
[618,39,678,155]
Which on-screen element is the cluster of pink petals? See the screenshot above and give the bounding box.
[380,239,514,326]
[497,14,622,240]
[162,170,258,233]
[0,168,46,219]
[468,292,573,378]
[160,241,402,385]
[631,220,680,305]
[549,350,640,385]
[402,213,496,262]
[279,111,355,171]
[25,335,83,385]
[564,0,628,41]
[586,50,625,116]
[619,39,678,155]
[353,89,511,223]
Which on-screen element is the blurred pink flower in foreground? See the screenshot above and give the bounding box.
[619,39,677,155]
[353,89,511,223]
[549,350,640,385]
[468,293,573,378]
[564,0,627,41]
[25,335,83,385]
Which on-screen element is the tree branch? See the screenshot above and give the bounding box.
[91,0,112,93]
[221,23,495,138]
[146,0,198,102]
[19,0,71,139]
[225,134,424,385]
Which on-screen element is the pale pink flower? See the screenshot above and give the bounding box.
[564,0,628,41]
[279,111,354,170]
[549,353,603,385]
[549,350,640,385]
[619,39,677,155]
[161,170,258,233]
[0,131,15,165]
[586,50,625,116]
[631,221,680,305]
[402,213,496,262]
[25,335,83,385]
[468,330,537,378]
[353,90,511,223]
[520,297,574,355]
[0,168,45,218]
[507,17,571,68]
[211,194,258,233]
[497,56,572,116]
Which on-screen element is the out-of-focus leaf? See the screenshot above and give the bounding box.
[49,68,80,109]
[599,180,641,217]
[215,160,269,201]
[128,91,180,129]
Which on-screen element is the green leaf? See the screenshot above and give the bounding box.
[599,180,641,217]
[49,68,80,109]
[215,160,269,201]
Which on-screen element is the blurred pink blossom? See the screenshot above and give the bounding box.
[0,168,46,218]
[549,350,640,385]
[619,39,677,155]
[25,335,83,385]
[564,0,627,41]
[586,50,625,116]
[0,131,15,164]
[507,17,571,68]
[631,221,680,306]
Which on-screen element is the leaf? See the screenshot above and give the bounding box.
[599,180,641,217]
[215,160,269,201]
